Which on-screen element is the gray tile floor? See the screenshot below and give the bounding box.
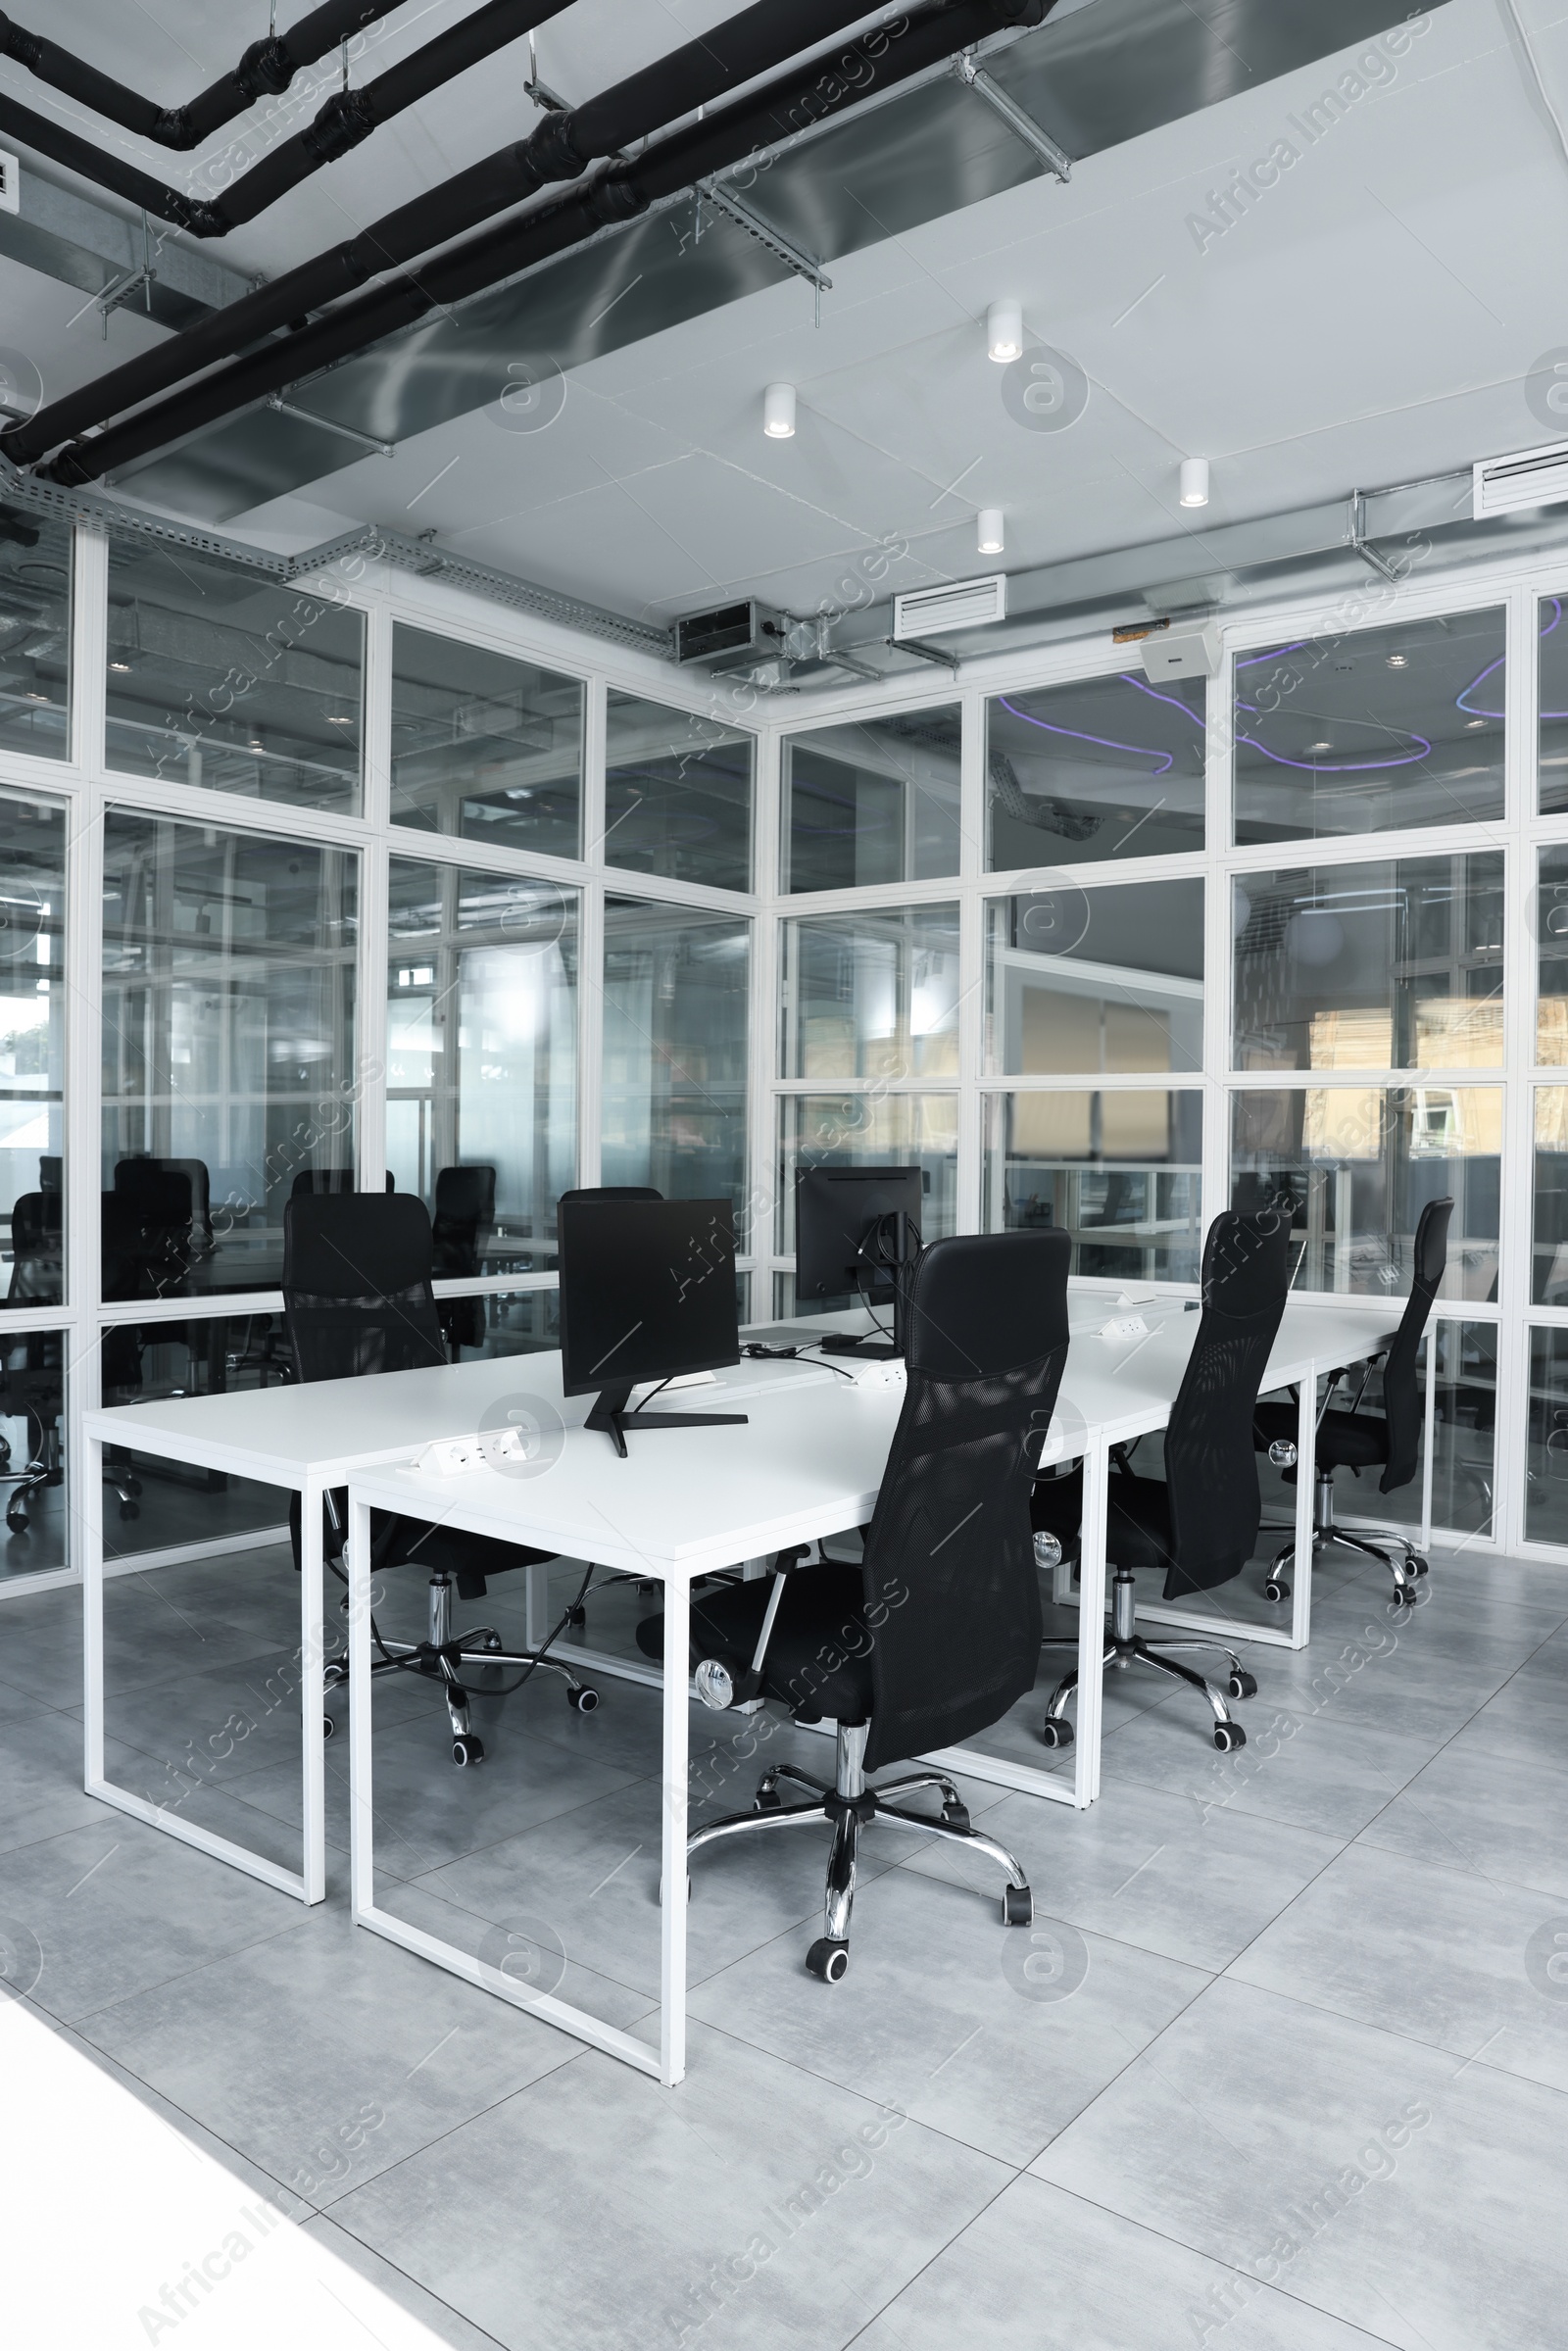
[2,1536,1568,2350]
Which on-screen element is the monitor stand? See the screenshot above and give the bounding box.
[585,1379,749,1460]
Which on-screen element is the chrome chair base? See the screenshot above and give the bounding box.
[1040,1567,1254,1754]
[1262,1473,1429,1607]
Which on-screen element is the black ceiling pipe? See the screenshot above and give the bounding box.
[40,0,1052,490]
[0,2,400,152]
[0,0,578,240]
[9,0,896,471]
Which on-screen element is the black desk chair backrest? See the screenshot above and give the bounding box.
[861,1227,1071,1773]
[291,1168,396,1197]
[8,1189,60,1303]
[282,1193,445,1383]
[1378,1196,1452,1494]
[558,1186,662,1204]
[1163,1210,1293,1598]
[431,1165,496,1274]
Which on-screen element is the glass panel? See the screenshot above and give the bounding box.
[0,1326,64,1581]
[388,621,582,855]
[775,1094,957,1288]
[387,862,577,1275]
[603,898,749,1222]
[781,905,960,1082]
[986,671,1204,871]
[1234,608,1505,844]
[104,1314,294,1557]
[1371,1320,1495,1543]
[986,878,1202,1076]
[442,1290,561,1361]
[101,815,358,1299]
[1229,1086,1499,1300]
[0,794,65,1305]
[783,706,960,892]
[1528,1326,1568,1544]
[106,540,364,813]
[604,691,753,890]
[1536,844,1568,1063]
[984,1091,1202,1282]
[1532,1087,1568,1303]
[1233,855,1503,1072]
[1538,594,1568,814]
[0,504,70,761]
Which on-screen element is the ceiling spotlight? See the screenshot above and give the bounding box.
[1386,653,1407,669]
[1465,717,1487,730]
[986,300,1023,363]
[109,660,130,673]
[1179,457,1210,509]
[762,382,796,439]
[1307,741,1332,754]
[978,509,1005,555]
[327,714,354,726]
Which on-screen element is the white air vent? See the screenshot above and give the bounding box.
[893,573,1006,640]
[0,151,17,217]
[1141,620,1220,681]
[1473,439,1568,519]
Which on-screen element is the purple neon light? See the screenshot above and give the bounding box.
[1457,597,1568,721]
[1119,672,1205,725]
[997,694,1174,775]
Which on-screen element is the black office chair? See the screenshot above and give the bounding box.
[431,1164,496,1357]
[1032,1209,1293,1754]
[292,1168,395,1196]
[0,1191,65,1533]
[108,1160,195,1300]
[1251,1196,1452,1607]
[635,1229,1070,1983]
[282,1192,599,1765]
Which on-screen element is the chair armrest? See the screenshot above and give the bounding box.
[692,1544,809,1713]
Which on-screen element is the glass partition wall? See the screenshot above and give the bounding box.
[3,528,1568,1585]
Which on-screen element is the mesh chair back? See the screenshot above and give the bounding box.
[860,1229,1071,1774]
[291,1168,396,1197]
[1163,1210,1293,1598]
[558,1187,662,1203]
[282,1194,445,1384]
[1379,1197,1452,1494]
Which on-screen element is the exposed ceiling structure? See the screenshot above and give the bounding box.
[0,0,1567,689]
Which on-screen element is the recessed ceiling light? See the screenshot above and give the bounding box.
[248,739,265,751]
[1307,741,1332,754]
[977,509,1004,555]
[986,300,1023,363]
[1179,457,1210,509]
[1386,653,1407,669]
[327,714,354,726]
[762,382,796,439]
[109,660,130,673]
[1465,717,1487,730]
[24,690,46,702]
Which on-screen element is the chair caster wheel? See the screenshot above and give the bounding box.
[1409,1556,1430,1579]
[482,1632,503,1652]
[1213,1722,1246,1752]
[806,1937,849,1983]
[322,1715,335,1739]
[942,1801,971,1833]
[1264,1578,1290,1603]
[5,1511,26,1536]
[1003,1884,1033,1927]
[119,1500,139,1521]
[567,1684,598,1712]
[452,1734,484,1766]
[1228,1670,1257,1700]
[1039,1717,1074,1749]
[754,1788,783,1813]
[565,1604,587,1627]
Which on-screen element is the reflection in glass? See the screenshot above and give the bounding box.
[1539,595,1568,815]
[604,691,753,890]
[986,672,1204,871]
[1528,1325,1568,1543]
[1537,845,1568,1063]
[0,794,65,1304]
[389,622,583,855]
[776,1094,956,1280]
[986,879,1202,1077]
[780,905,959,1083]
[1379,1320,1495,1542]
[0,1325,64,1579]
[1230,1086,1499,1301]
[1235,608,1505,844]
[105,540,364,812]
[603,899,749,1219]
[984,1090,1202,1282]
[387,862,577,1273]
[101,815,358,1299]
[1531,1088,1568,1304]
[1233,856,1503,1073]
[783,707,960,891]
[445,1289,561,1361]
[0,505,70,761]
[103,1314,295,1557]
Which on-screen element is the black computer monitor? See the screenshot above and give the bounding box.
[793,1164,922,1357]
[558,1194,749,1457]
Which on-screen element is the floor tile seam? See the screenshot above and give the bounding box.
[836,2168,1029,2350]
[310,2044,596,2220]
[55,1907,315,2032]
[883,1845,1242,1977]
[297,2220,514,2351]
[1197,1970,1568,2106]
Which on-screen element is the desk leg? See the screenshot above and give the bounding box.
[299,1478,326,1905]
[1075,1444,1108,1807]
[661,1581,690,2088]
[82,1431,105,1796]
[1291,1381,1315,1650]
[348,1496,375,1925]
[525,1558,549,1652]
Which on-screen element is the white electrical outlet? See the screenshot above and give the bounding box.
[0,151,18,216]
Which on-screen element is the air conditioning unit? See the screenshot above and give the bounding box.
[674,599,786,672]
[1140,619,1220,681]
[893,573,1007,641]
[1473,439,1568,519]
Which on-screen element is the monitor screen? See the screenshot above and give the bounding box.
[558,1196,739,1398]
[794,1165,922,1303]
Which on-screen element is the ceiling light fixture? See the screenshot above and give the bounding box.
[109,660,130,673]
[986,300,1023,363]
[977,509,1005,555]
[762,382,796,439]
[1179,457,1210,509]
[1387,653,1407,669]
